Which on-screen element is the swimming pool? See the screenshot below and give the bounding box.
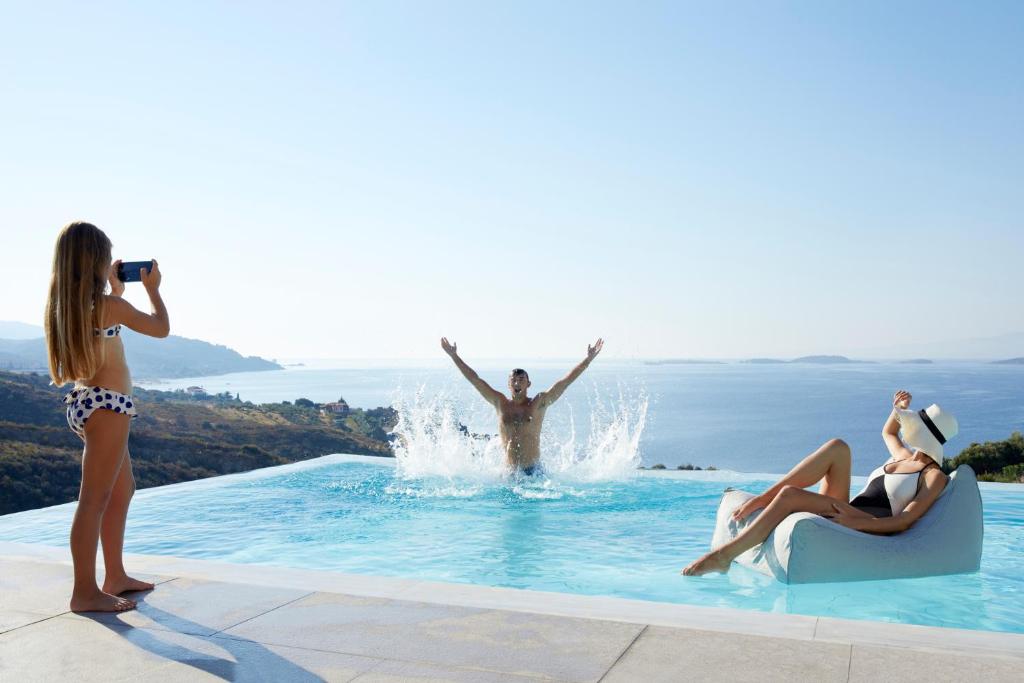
[1,455,1021,634]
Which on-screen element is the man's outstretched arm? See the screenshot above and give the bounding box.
[441,337,503,407]
[539,338,603,407]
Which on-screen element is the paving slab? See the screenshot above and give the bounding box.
[142,633,383,682]
[353,659,566,682]
[0,558,82,615]
[0,609,55,634]
[61,577,312,636]
[848,643,1024,683]
[0,616,176,682]
[0,555,172,616]
[222,591,643,682]
[395,578,818,640]
[814,615,1024,660]
[601,625,851,683]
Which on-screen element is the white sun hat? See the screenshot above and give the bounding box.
[896,404,958,461]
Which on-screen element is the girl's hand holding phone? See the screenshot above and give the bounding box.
[141,259,162,292]
[108,259,126,297]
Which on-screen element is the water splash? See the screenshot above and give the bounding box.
[389,384,647,492]
[542,387,648,482]
[390,386,507,483]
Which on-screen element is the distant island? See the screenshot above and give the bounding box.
[742,355,870,364]
[899,359,934,364]
[790,355,871,364]
[0,323,281,379]
[650,355,876,365]
[992,357,1024,365]
[0,370,395,515]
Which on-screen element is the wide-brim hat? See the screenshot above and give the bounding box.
[896,404,958,461]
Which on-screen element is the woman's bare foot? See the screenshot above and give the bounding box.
[681,550,732,576]
[70,590,137,613]
[103,574,155,595]
[732,494,770,522]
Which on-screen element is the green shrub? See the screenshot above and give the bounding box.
[944,432,1024,483]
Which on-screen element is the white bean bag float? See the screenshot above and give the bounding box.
[710,464,983,583]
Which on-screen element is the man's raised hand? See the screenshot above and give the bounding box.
[441,337,458,358]
[587,338,604,361]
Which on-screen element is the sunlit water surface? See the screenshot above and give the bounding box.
[2,458,1021,634]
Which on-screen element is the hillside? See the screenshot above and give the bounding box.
[0,329,280,378]
[0,371,394,514]
[0,321,44,339]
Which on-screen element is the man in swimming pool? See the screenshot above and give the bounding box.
[441,337,603,474]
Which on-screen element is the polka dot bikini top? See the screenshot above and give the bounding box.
[94,324,122,338]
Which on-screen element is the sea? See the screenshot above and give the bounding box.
[136,360,1024,477]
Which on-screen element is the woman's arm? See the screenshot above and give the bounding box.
[882,390,915,460]
[829,466,947,534]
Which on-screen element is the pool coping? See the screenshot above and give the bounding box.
[3,453,1023,661]
[2,539,1022,662]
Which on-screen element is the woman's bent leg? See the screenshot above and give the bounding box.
[70,410,135,612]
[732,439,852,521]
[100,448,155,595]
[684,486,871,576]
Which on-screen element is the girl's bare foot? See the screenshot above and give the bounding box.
[103,574,155,595]
[70,590,137,613]
[681,550,732,576]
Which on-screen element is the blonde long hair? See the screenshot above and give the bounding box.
[44,222,112,385]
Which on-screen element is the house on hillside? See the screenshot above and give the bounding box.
[320,399,350,416]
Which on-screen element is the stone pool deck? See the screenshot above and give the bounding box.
[2,541,1022,682]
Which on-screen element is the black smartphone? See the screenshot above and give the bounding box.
[117,260,154,283]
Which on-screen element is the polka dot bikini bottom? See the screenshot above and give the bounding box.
[63,386,138,437]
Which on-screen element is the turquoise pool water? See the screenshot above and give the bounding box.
[1,456,1021,634]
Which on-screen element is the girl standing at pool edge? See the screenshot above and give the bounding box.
[45,222,170,612]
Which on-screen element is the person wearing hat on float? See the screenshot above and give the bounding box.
[682,390,959,576]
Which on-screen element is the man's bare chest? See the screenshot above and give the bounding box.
[500,404,543,430]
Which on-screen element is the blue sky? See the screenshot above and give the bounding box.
[1,2,1021,359]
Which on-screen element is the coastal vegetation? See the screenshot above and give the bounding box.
[640,463,718,471]
[943,432,1024,483]
[0,370,394,515]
